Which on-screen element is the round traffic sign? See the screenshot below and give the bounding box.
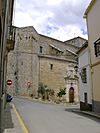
[7,80,12,86]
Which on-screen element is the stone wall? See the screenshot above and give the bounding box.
[39,56,69,95]
[7,26,86,101]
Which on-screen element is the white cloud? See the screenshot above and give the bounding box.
[14,0,91,41]
[49,25,88,41]
[47,0,62,5]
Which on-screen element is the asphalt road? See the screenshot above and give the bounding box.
[13,97,100,133]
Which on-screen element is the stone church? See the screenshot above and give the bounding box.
[7,26,87,102]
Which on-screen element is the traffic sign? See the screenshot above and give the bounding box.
[7,80,12,86]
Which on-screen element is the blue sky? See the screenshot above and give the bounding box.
[13,0,91,41]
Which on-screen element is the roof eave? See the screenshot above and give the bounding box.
[84,0,96,18]
[76,42,88,54]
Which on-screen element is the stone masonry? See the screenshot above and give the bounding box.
[7,26,87,102]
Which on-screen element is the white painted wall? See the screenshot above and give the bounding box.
[79,49,92,104]
[79,50,90,67]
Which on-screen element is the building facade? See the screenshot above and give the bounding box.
[84,0,100,113]
[0,0,15,132]
[7,26,86,102]
[77,43,92,111]
[64,63,79,103]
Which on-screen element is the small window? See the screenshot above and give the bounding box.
[40,46,43,53]
[56,51,59,55]
[81,68,87,83]
[50,64,53,70]
[20,37,22,40]
[21,61,23,65]
[32,36,35,40]
[94,38,100,57]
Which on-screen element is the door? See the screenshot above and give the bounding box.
[69,87,74,103]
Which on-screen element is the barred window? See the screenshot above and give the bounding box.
[94,38,100,57]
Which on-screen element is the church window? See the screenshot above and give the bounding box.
[50,64,53,70]
[40,46,43,53]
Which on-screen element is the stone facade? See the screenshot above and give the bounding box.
[7,26,86,102]
[64,36,87,53]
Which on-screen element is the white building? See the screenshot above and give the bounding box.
[77,42,92,111]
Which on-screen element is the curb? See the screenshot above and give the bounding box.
[27,97,79,107]
[72,109,100,120]
[14,96,79,107]
[12,103,29,133]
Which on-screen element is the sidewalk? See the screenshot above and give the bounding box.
[72,108,100,120]
[3,103,24,133]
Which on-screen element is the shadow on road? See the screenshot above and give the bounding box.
[3,103,14,129]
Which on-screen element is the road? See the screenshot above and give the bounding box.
[13,97,100,133]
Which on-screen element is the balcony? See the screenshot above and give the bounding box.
[7,26,16,51]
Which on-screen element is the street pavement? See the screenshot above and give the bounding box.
[13,97,100,133]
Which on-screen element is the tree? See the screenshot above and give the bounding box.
[57,88,66,98]
[38,83,46,99]
[38,83,55,100]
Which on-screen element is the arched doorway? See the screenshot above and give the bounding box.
[69,87,74,103]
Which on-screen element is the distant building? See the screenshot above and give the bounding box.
[84,0,100,113]
[65,36,87,51]
[77,42,92,111]
[7,26,87,102]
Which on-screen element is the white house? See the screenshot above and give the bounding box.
[77,42,92,111]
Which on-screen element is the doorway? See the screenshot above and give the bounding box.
[69,87,74,103]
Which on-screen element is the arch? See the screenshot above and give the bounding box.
[69,87,74,103]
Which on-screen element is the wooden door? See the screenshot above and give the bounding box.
[69,87,74,103]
